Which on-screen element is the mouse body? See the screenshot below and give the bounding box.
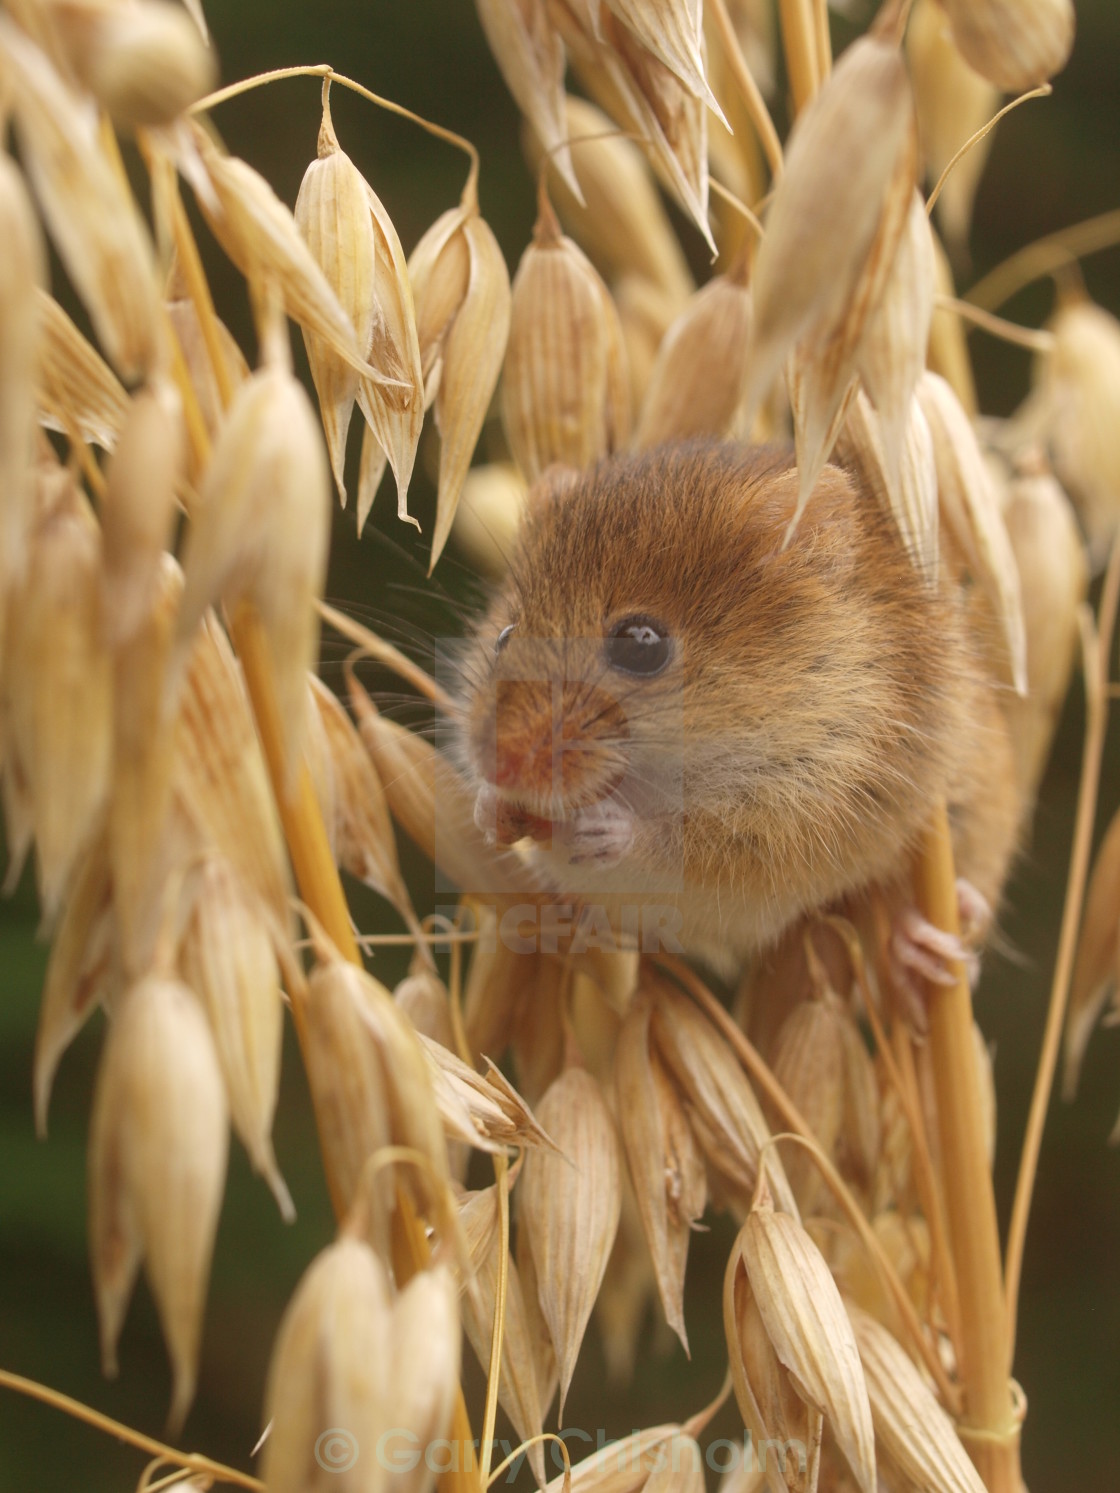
[457,441,1021,969]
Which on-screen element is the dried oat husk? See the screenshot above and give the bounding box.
[408,194,511,569]
[33,831,114,1134]
[643,1434,706,1493]
[542,1423,684,1492]
[5,467,112,916]
[524,94,695,303]
[451,460,527,578]
[614,988,706,1350]
[834,390,939,576]
[728,1193,877,1493]
[308,674,424,942]
[1064,806,1120,1114]
[926,231,977,416]
[634,255,753,448]
[178,855,292,1220]
[941,0,1074,91]
[502,193,630,484]
[36,288,131,449]
[648,975,799,1216]
[605,0,719,115]
[829,1213,931,1348]
[1,22,162,380]
[89,974,229,1431]
[550,0,715,255]
[1001,461,1087,797]
[175,354,331,782]
[395,955,455,1048]
[738,34,916,446]
[387,1265,461,1493]
[519,1064,623,1414]
[0,152,45,592]
[477,0,579,197]
[48,0,217,127]
[164,282,249,444]
[916,370,1027,693]
[260,1235,392,1493]
[615,273,682,413]
[905,0,998,254]
[99,383,183,647]
[847,1302,986,1493]
[1029,297,1120,568]
[458,1186,548,1486]
[421,1034,560,1155]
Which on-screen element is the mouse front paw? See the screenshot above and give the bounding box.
[559,798,635,867]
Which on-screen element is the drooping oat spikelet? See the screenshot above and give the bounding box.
[178,856,293,1220]
[36,288,131,449]
[0,18,162,379]
[642,1434,705,1493]
[409,196,511,569]
[176,351,331,781]
[835,389,939,575]
[605,0,720,116]
[89,974,229,1431]
[476,0,579,197]
[847,1302,987,1493]
[525,95,695,303]
[5,466,112,916]
[941,0,1074,91]
[502,194,630,482]
[0,151,45,592]
[906,0,999,254]
[260,1236,392,1493]
[614,988,706,1350]
[49,0,217,127]
[386,1266,462,1493]
[519,1064,623,1413]
[541,1424,686,1492]
[422,1035,560,1154]
[615,272,682,412]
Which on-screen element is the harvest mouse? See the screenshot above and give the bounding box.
[457,441,1022,979]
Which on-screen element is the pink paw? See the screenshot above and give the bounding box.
[890,880,991,1021]
[557,798,635,867]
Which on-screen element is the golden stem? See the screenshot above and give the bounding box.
[936,295,1055,353]
[814,0,832,77]
[0,1370,262,1491]
[1005,536,1120,1352]
[926,86,1051,220]
[779,0,820,115]
[915,803,1020,1491]
[966,208,1120,313]
[708,0,784,180]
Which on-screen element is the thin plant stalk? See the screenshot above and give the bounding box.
[966,208,1120,313]
[779,0,821,114]
[708,0,784,179]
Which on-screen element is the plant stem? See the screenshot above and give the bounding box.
[778,0,820,115]
[915,803,1020,1491]
[965,208,1120,313]
[708,0,784,180]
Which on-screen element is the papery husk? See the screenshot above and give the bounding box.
[408,200,511,570]
[164,285,250,444]
[516,1208,561,1420]
[524,94,695,303]
[834,390,939,576]
[906,0,998,253]
[477,0,579,197]
[308,674,424,942]
[260,1236,392,1493]
[916,370,1027,693]
[175,359,331,782]
[100,383,183,647]
[648,975,799,1217]
[941,0,1074,91]
[395,957,455,1048]
[642,1434,706,1493]
[51,0,217,127]
[5,468,112,916]
[420,1033,560,1156]
[550,0,715,255]
[0,18,161,380]
[542,1423,683,1492]
[926,232,977,416]
[89,974,229,1431]
[614,989,706,1350]
[615,272,681,413]
[451,460,527,578]
[36,288,130,449]
[33,832,114,1134]
[737,1199,876,1493]
[178,855,292,1219]
[519,1065,623,1414]
[0,151,45,591]
[831,1212,931,1342]
[1030,298,1120,568]
[635,260,753,448]
[738,34,916,438]
[1064,806,1120,1107]
[1001,462,1087,797]
[387,1266,461,1493]
[768,993,846,1216]
[847,1302,986,1493]
[175,613,290,935]
[606,0,719,115]
[594,1168,658,1382]
[458,1186,548,1487]
[502,201,630,484]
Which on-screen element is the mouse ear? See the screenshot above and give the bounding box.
[527,462,582,513]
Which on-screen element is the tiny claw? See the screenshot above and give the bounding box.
[956,877,992,947]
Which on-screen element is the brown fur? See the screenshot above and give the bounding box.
[458,441,1022,963]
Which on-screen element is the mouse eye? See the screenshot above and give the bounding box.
[494,623,517,655]
[605,615,672,676]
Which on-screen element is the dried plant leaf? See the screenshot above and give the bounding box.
[89,975,229,1431]
[36,288,130,449]
[519,1066,623,1414]
[0,18,161,379]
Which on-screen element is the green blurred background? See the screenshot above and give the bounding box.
[2,1,1119,1488]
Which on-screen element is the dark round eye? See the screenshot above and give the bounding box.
[494,623,517,655]
[604,615,672,676]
